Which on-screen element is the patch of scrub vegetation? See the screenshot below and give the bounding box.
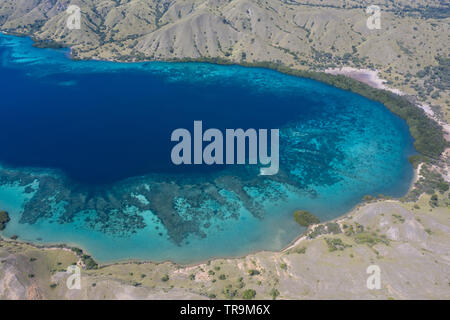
[81,254,98,270]
[353,232,390,247]
[293,210,320,227]
[71,247,83,255]
[343,223,364,236]
[0,211,10,230]
[362,195,376,202]
[241,62,447,161]
[307,224,327,239]
[399,4,450,19]
[428,194,446,208]
[415,56,449,101]
[342,222,389,249]
[236,277,245,289]
[392,214,405,224]
[295,247,306,254]
[306,221,342,239]
[223,286,238,299]
[270,288,280,300]
[325,222,342,234]
[242,289,256,300]
[161,274,169,282]
[324,238,352,252]
[429,194,439,208]
[362,194,392,202]
[248,269,260,276]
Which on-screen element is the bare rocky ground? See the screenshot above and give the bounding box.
[1,193,449,300]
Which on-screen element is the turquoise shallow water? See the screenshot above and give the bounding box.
[0,33,415,263]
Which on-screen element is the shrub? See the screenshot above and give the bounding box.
[71,247,83,255]
[354,232,389,246]
[308,225,327,239]
[223,287,237,299]
[81,255,98,270]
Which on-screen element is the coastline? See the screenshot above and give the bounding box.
[2,175,448,300]
[0,32,447,268]
[325,66,450,142]
[324,66,450,184]
[0,156,423,269]
[1,31,446,159]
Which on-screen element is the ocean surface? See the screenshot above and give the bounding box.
[0,33,415,263]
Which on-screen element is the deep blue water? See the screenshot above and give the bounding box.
[0,33,415,263]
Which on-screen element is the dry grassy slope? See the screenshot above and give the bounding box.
[0,0,448,116]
